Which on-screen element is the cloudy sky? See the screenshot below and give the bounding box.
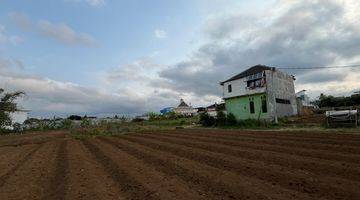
[1,0,360,117]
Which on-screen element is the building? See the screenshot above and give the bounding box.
[220,65,298,121]
[173,99,197,116]
[206,103,226,117]
[296,90,311,106]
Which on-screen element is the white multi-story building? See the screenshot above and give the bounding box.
[220,65,298,121]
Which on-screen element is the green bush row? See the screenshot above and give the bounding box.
[199,111,275,128]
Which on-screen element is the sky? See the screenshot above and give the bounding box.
[1,0,360,118]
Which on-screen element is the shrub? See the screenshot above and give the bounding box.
[199,112,215,127]
[226,113,238,126]
[148,112,160,121]
[238,119,261,128]
[216,111,227,126]
[61,119,73,129]
[81,118,91,128]
[132,117,145,122]
[12,123,22,133]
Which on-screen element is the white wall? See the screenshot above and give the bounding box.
[266,70,298,118]
[222,78,266,99]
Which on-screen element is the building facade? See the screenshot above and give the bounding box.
[296,90,311,106]
[220,65,298,121]
[173,99,198,116]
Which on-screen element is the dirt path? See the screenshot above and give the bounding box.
[0,129,360,200]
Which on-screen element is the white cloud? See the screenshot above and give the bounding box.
[0,57,157,117]
[9,12,97,47]
[37,20,97,47]
[154,29,167,39]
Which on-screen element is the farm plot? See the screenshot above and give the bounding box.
[0,129,360,200]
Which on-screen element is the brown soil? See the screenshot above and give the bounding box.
[0,129,360,200]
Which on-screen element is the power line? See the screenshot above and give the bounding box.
[277,64,360,70]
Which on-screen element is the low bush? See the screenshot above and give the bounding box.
[199,113,215,127]
[238,119,261,128]
[226,113,237,126]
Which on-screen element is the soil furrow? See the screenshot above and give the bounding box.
[66,139,126,200]
[121,135,360,200]
[82,139,160,200]
[0,143,45,187]
[0,145,37,177]
[156,131,360,154]
[0,141,59,200]
[93,138,208,200]
[141,133,360,164]
[133,133,360,181]
[173,129,360,141]
[42,140,69,200]
[170,130,360,146]
[100,136,317,200]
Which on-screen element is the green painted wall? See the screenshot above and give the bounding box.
[225,93,268,120]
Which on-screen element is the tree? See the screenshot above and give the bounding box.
[68,115,82,120]
[0,89,25,130]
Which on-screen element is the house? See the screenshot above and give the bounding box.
[206,103,226,117]
[296,90,314,115]
[296,90,311,106]
[220,65,298,121]
[173,99,197,116]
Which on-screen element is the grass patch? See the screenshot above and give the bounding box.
[68,117,198,140]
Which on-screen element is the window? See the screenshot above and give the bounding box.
[249,101,255,114]
[261,96,267,113]
[246,72,266,90]
[228,84,232,93]
[276,98,291,104]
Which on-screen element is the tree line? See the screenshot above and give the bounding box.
[312,93,360,108]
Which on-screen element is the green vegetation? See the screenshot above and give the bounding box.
[200,111,277,128]
[0,88,25,133]
[312,93,360,108]
[70,115,198,139]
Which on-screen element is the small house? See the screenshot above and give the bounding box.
[220,65,297,121]
[173,99,197,116]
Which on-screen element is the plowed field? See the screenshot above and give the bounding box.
[1,129,360,200]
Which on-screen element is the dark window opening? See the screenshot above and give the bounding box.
[261,96,267,113]
[249,101,255,113]
[228,84,232,93]
[246,72,266,90]
[276,98,291,104]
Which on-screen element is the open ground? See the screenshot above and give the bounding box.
[1,129,360,200]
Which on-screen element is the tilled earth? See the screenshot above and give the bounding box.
[1,129,360,200]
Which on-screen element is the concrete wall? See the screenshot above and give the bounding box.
[173,107,198,115]
[222,78,266,99]
[266,70,298,119]
[225,93,269,120]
